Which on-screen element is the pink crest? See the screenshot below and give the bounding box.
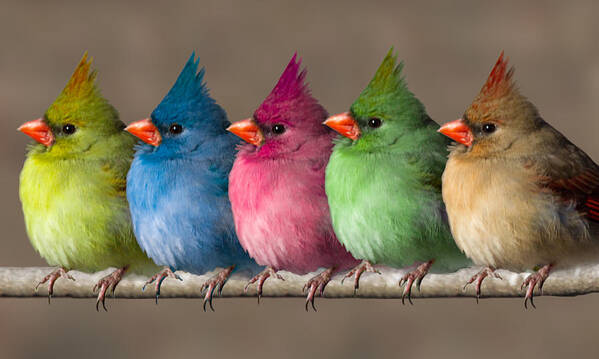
[254,53,320,125]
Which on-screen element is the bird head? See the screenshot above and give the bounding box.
[324,49,428,153]
[438,52,541,157]
[227,54,329,159]
[19,53,122,157]
[126,53,228,157]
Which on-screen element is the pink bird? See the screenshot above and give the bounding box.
[227,54,358,310]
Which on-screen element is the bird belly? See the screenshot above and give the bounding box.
[235,218,344,274]
[443,156,593,271]
[230,160,353,274]
[329,197,456,268]
[126,157,255,275]
[132,215,246,274]
[325,152,461,269]
[19,158,140,272]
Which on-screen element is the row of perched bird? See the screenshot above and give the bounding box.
[17,50,599,311]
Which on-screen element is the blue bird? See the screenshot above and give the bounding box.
[125,53,259,310]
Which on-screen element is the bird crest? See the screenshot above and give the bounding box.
[476,51,516,103]
[349,48,421,121]
[56,52,99,103]
[362,48,405,99]
[467,52,522,119]
[254,53,325,126]
[262,53,309,106]
[153,52,215,119]
[46,52,118,127]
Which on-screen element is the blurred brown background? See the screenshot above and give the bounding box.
[1,0,598,358]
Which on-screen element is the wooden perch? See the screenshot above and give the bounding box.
[1,265,599,300]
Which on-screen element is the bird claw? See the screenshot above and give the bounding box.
[200,265,235,312]
[399,260,434,305]
[521,264,553,309]
[143,268,183,304]
[303,268,335,312]
[93,267,128,312]
[341,260,380,295]
[244,266,283,304]
[35,267,75,304]
[463,267,502,303]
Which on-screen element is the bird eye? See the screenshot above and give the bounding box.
[169,124,183,135]
[62,124,76,135]
[482,123,496,134]
[368,118,382,128]
[272,124,285,135]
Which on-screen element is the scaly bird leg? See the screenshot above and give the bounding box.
[35,267,75,304]
[303,267,336,312]
[341,260,381,295]
[200,265,235,312]
[244,266,284,304]
[143,267,183,304]
[93,266,128,312]
[521,264,553,309]
[463,267,502,303]
[398,260,434,305]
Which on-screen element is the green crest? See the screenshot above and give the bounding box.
[341,48,432,153]
[350,48,411,119]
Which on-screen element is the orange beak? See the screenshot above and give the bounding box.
[18,118,54,146]
[438,119,473,147]
[125,118,162,146]
[323,112,361,140]
[227,118,264,146]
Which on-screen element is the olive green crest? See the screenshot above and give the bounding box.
[45,52,119,132]
[61,52,98,100]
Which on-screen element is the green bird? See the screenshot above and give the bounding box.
[323,49,470,302]
[18,53,156,310]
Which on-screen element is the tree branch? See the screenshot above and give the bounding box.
[0,266,597,299]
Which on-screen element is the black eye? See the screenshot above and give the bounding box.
[482,123,496,134]
[272,124,285,135]
[62,124,76,135]
[368,118,382,128]
[169,123,183,135]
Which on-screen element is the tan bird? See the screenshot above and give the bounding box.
[438,52,599,307]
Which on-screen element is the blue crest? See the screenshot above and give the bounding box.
[151,52,218,125]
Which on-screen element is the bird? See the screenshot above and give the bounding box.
[227,54,358,310]
[323,49,469,303]
[18,53,156,311]
[125,53,259,311]
[438,52,599,308]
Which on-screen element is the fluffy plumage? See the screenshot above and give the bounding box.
[228,55,357,291]
[19,54,155,306]
[325,49,469,275]
[126,53,258,277]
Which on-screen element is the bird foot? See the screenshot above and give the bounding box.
[143,268,183,304]
[341,260,380,295]
[303,267,335,312]
[35,267,75,303]
[521,264,553,309]
[463,267,502,303]
[244,266,284,303]
[200,265,235,312]
[93,266,128,312]
[398,260,434,305]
